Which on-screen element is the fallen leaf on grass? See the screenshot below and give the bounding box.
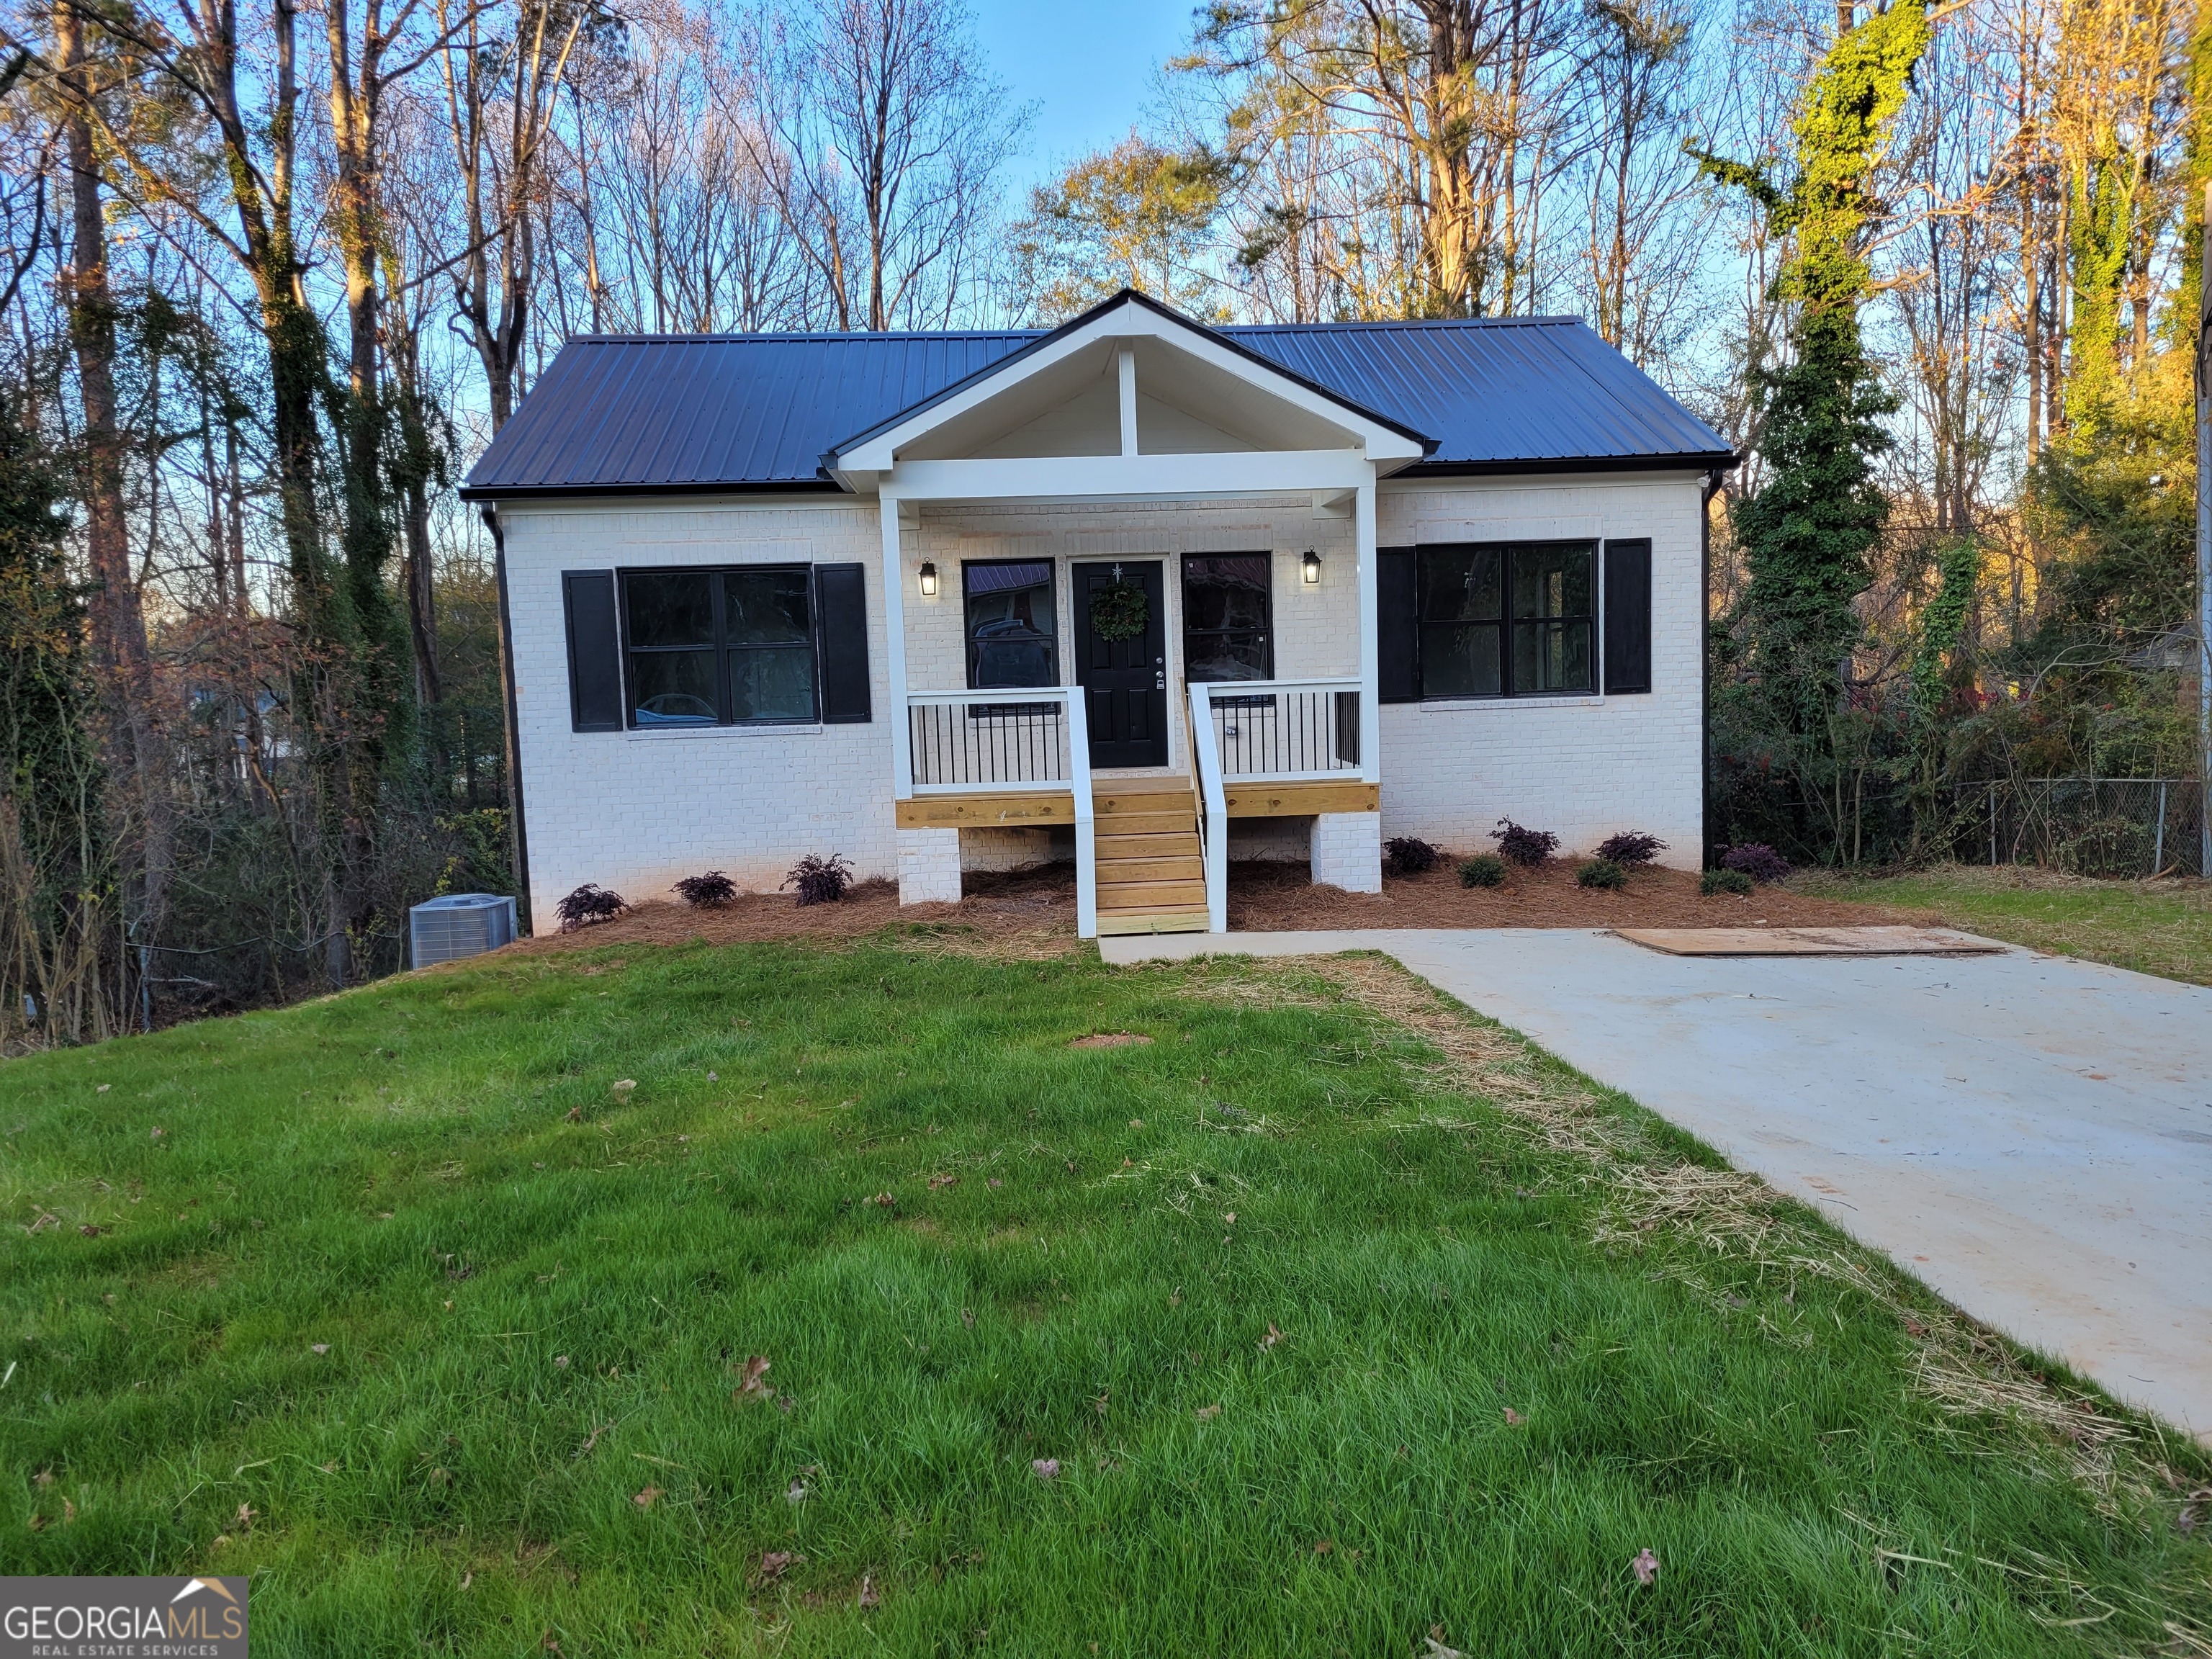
[734,1357,771,1401]
[1030,1458,1061,1480]
[1195,1405,1220,1421]
[565,1106,582,1123]
[1503,1407,1524,1426]
[928,1173,958,1190]
[1424,1629,1465,1659]
[96,1084,109,1093]
[960,1308,975,1328]
[1260,1323,1284,1350]
[1632,1548,1659,1586]
[553,1354,570,1369]
[1313,1538,1333,1555]
[310,1343,331,1355]
[611,1079,637,1101]
[987,1177,1002,1189]
[33,1469,52,1488]
[1069,1033,1151,1048]
[78,1225,103,1237]
[61,1498,76,1524]
[870,1191,896,1208]
[857,1575,880,1609]
[235,1503,257,1529]
[757,1550,803,1581]
[632,1486,662,1509]
[786,1479,806,1504]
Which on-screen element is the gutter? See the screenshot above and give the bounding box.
[480,505,534,934]
[1701,466,1725,868]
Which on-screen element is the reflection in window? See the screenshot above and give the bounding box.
[621,566,817,727]
[964,561,1057,689]
[1182,554,1272,684]
[1413,542,1593,698]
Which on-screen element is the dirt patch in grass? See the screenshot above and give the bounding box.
[1229,856,1926,931]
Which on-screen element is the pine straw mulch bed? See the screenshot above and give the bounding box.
[513,859,1924,959]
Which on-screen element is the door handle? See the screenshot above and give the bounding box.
[1154,670,1165,690]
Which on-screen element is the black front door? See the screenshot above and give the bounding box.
[1073,560,1169,768]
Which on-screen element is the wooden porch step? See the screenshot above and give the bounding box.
[1098,853,1204,883]
[1091,807,1195,837]
[1098,878,1208,912]
[1096,831,1199,858]
[1095,907,1210,936]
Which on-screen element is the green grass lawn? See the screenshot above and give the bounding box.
[1802,865,2212,986]
[3,932,2206,1656]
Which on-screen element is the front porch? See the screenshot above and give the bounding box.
[831,292,1419,940]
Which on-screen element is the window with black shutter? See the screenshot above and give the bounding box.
[616,565,820,727]
[1406,541,1597,699]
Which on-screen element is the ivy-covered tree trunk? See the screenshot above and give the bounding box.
[1694,0,1930,861]
[0,398,116,1048]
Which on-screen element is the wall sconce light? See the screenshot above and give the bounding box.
[1300,549,1322,586]
[917,561,939,598]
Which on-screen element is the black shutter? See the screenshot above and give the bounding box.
[1603,539,1653,695]
[814,562,872,724]
[1378,546,1419,703]
[562,570,624,732]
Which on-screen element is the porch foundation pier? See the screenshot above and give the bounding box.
[898,827,962,905]
[1311,811,1382,893]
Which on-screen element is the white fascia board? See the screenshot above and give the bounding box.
[835,300,1426,474]
[889,450,1375,502]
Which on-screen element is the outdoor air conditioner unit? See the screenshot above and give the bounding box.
[409,893,518,969]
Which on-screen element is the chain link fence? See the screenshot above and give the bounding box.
[1941,778,2208,878]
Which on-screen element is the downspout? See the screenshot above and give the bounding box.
[1701,467,1724,868]
[480,504,534,934]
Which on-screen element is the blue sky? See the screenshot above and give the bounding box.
[965,0,1200,192]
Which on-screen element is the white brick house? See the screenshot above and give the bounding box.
[462,290,1732,938]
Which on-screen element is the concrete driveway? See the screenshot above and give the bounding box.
[1102,927,2212,1437]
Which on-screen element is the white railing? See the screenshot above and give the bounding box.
[905,686,1078,792]
[1198,678,1363,781]
[1187,683,1230,934]
[901,685,1096,940]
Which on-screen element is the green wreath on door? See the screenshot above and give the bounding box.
[1089,577,1149,643]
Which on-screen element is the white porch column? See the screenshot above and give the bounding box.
[883,483,957,905]
[1354,472,1380,783]
[881,485,912,801]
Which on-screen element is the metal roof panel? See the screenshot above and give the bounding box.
[462,315,1730,498]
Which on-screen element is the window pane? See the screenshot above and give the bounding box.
[724,569,811,644]
[1187,633,1270,683]
[629,649,719,724]
[1512,620,1594,694]
[1418,547,1501,621]
[1183,556,1271,631]
[732,646,817,721]
[966,562,1056,689]
[625,572,714,647]
[1509,544,1594,620]
[1419,621,1503,698]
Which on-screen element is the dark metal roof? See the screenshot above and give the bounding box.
[461,308,1731,500]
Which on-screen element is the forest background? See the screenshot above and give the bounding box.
[0,0,2198,1044]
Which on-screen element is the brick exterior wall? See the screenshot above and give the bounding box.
[1310,810,1383,891]
[1375,474,1705,869]
[499,471,1704,930]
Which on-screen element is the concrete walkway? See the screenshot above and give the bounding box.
[1102,927,2212,1437]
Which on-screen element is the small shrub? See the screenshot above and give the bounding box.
[1719,842,1791,884]
[1595,830,1666,868]
[1576,858,1628,891]
[1383,836,1440,876]
[1701,868,1754,896]
[1491,819,1558,866]
[783,853,855,907]
[1457,853,1506,888]
[673,871,737,909]
[556,884,628,931]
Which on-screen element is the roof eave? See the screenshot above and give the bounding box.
[1395,451,1738,480]
[458,476,845,503]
